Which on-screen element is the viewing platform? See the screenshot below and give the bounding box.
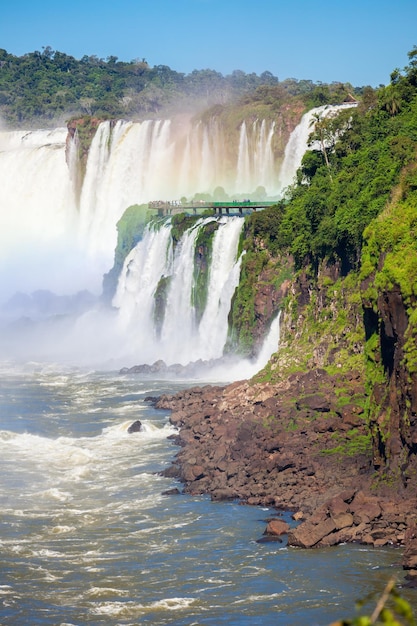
[148,200,277,216]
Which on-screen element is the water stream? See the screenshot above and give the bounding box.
[0,363,407,626]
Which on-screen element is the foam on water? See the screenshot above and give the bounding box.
[0,365,410,626]
[89,596,197,617]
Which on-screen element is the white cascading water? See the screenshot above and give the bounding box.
[112,221,173,332]
[0,106,344,369]
[158,219,204,362]
[0,115,288,302]
[196,217,245,360]
[112,216,244,366]
[236,121,251,192]
[277,105,327,191]
[0,128,81,296]
[236,119,276,195]
[253,119,275,190]
[78,119,177,260]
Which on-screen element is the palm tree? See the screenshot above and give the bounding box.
[309,111,333,181]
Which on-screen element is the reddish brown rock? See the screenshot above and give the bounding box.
[349,491,381,523]
[264,519,290,536]
[288,517,337,548]
[403,523,417,571]
[292,511,304,521]
[155,364,417,569]
[328,496,349,516]
[331,512,354,530]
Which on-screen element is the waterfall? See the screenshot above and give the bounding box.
[277,106,325,191]
[0,111,321,301]
[112,216,245,366]
[177,120,227,196]
[0,128,77,241]
[78,119,176,259]
[197,217,244,360]
[254,120,275,190]
[158,220,204,362]
[192,310,282,382]
[0,127,80,297]
[253,311,281,369]
[112,221,173,330]
[0,107,334,370]
[235,119,278,195]
[236,121,251,192]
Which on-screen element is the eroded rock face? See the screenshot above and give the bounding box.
[403,523,417,582]
[363,283,417,482]
[251,267,290,355]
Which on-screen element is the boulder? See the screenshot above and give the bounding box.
[127,420,142,434]
[256,535,283,544]
[210,488,239,501]
[263,519,290,536]
[331,511,354,530]
[288,517,337,548]
[162,488,181,495]
[179,450,206,479]
[292,511,304,521]
[349,491,381,523]
[328,496,349,517]
[296,393,330,412]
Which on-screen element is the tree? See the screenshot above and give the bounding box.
[309,110,334,178]
[80,97,95,115]
[381,86,402,116]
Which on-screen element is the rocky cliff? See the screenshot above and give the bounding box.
[156,230,417,576]
[361,181,417,491]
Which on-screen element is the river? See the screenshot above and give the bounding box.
[0,361,408,626]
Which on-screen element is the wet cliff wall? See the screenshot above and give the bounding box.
[361,172,417,486]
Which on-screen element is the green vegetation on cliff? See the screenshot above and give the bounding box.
[362,188,417,306]
[225,49,416,363]
[226,201,295,356]
[192,220,219,324]
[102,204,151,302]
[280,93,417,272]
[170,213,200,247]
[233,47,417,484]
[359,168,417,476]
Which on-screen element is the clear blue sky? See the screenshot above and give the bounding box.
[1,0,417,87]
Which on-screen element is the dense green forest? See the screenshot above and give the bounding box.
[0,46,358,127]
[243,46,417,273]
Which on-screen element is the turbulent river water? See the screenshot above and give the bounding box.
[0,362,407,626]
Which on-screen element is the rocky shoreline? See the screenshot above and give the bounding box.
[153,369,417,582]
